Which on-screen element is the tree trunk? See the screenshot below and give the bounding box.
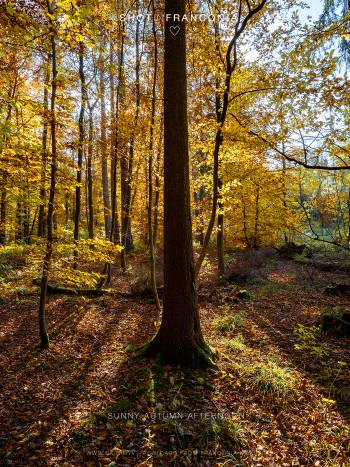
[121,0,141,265]
[253,185,260,248]
[0,182,6,244]
[100,44,111,239]
[194,0,267,278]
[38,58,50,238]
[74,44,86,266]
[138,0,213,368]
[153,113,163,247]
[87,109,94,239]
[109,40,120,244]
[217,176,225,276]
[38,0,58,350]
[148,0,161,313]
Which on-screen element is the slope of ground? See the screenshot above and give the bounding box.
[0,250,349,466]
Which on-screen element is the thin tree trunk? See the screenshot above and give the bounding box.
[242,194,250,247]
[194,0,267,278]
[153,113,163,247]
[121,0,141,266]
[109,41,120,244]
[38,58,50,238]
[74,43,86,267]
[0,184,6,244]
[100,44,111,239]
[38,0,58,349]
[118,14,128,271]
[253,185,260,248]
[0,74,18,244]
[87,109,94,239]
[106,13,125,283]
[148,0,161,313]
[217,176,225,276]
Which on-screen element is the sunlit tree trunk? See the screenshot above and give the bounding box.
[74,43,86,267]
[139,0,213,367]
[217,176,225,276]
[38,57,50,238]
[99,43,111,239]
[38,0,58,349]
[109,40,120,244]
[87,107,94,239]
[0,185,6,244]
[148,0,161,313]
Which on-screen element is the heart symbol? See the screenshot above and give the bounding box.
[170,25,180,36]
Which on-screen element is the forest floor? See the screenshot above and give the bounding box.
[0,248,350,466]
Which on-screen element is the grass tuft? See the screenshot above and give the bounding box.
[213,313,245,334]
[222,334,247,352]
[246,359,296,403]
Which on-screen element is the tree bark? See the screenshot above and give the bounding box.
[38,57,50,238]
[109,40,120,244]
[100,44,112,239]
[148,0,161,313]
[38,0,58,350]
[138,0,213,367]
[87,108,94,239]
[73,43,86,267]
[217,177,225,276]
[0,183,6,244]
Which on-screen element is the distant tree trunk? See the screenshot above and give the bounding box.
[153,113,163,247]
[121,0,140,266]
[109,40,120,244]
[148,0,161,313]
[119,16,128,271]
[0,184,6,244]
[38,0,58,350]
[139,0,213,367]
[242,194,251,247]
[74,43,86,266]
[106,15,125,284]
[100,44,111,239]
[281,150,288,243]
[65,191,69,228]
[38,58,50,238]
[87,108,94,239]
[217,175,225,276]
[0,72,18,245]
[15,199,23,242]
[194,0,267,277]
[253,185,260,248]
[23,172,30,243]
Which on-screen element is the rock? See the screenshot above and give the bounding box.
[278,242,312,259]
[324,284,350,297]
[319,307,350,336]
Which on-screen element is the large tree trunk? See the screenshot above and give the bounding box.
[139,0,213,367]
[38,0,58,350]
